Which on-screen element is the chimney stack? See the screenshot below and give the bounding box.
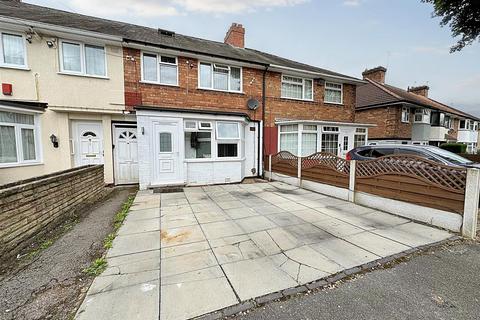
[408,85,429,98]
[362,66,387,84]
[224,23,245,48]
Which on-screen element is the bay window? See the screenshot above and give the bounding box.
[60,40,106,77]
[1,32,26,67]
[0,110,40,166]
[301,125,317,156]
[141,52,178,85]
[185,131,212,159]
[279,125,298,154]
[199,62,241,92]
[281,75,313,101]
[324,82,343,104]
[414,108,430,124]
[216,122,240,158]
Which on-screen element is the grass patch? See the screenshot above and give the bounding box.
[83,258,108,276]
[102,194,135,250]
[103,233,116,249]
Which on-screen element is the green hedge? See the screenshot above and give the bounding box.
[439,143,467,154]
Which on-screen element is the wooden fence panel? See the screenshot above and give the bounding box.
[271,151,298,177]
[301,153,349,188]
[355,155,466,214]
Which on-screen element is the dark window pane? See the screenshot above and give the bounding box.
[218,143,237,157]
[370,148,394,158]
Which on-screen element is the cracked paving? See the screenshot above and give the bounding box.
[75,182,454,320]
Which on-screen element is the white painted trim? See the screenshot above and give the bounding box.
[58,39,108,78]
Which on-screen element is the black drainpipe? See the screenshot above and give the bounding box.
[260,65,269,177]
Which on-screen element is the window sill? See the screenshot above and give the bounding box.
[280,96,314,102]
[197,87,244,95]
[0,64,30,71]
[140,81,179,87]
[0,161,43,169]
[57,72,109,80]
[324,101,344,106]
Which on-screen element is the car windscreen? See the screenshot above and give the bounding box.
[425,147,473,165]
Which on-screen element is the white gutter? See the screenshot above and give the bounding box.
[49,106,128,114]
[269,64,366,85]
[275,119,376,127]
[0,16,123,43]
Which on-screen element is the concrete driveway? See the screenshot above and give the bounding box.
[76,181,453,320]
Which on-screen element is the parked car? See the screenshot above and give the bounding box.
[346,144,480,168]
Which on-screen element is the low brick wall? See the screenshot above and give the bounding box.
[0,165,105,260]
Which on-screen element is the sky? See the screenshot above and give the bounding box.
[26,0,480,117]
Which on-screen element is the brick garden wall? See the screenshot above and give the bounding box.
[0,165,105,260]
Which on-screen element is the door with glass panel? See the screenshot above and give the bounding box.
[321,127,340,156]
[152,121,183,185]
[114,126,138,184]
[339,132,351,158]
[73,121,104,166]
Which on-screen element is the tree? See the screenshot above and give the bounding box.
[422,0,480,52]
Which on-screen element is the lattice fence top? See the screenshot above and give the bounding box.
[356,155,467,193]
[271,151,298,168]
[301,152,350,175]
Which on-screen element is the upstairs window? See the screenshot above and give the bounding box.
[414,108,430,124]
[401,106,410,123]
[199,62,241,92]
[324,82,343,104]
[141,52,178,85]
[281,75,313,101]
[1,32,26,67]
[60,40,106,77]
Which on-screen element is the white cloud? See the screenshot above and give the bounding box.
[55,0,308,17]
[343,0,361,7]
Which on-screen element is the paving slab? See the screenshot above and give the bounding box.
[77,182,455,320]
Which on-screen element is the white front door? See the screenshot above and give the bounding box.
[339,132,350,158]
[152,120,183,185]
[74,121,104,166]
[114,126,139,184]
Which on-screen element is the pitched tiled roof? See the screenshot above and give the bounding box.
[0,0,360,81]
[357,78,479,121]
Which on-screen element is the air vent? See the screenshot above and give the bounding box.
[158,29,175,37]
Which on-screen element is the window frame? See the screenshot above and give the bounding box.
[413,108,431,124]
[354,127,367,148]
[216,122,240,159]
[401,106,410,123]
[198,61,243,93]
[0,30,28,69]
[140,51,178,86]
[58,39,108,78]
[324,81,343,105]
[0,107,42,167]
[281,75,314,101]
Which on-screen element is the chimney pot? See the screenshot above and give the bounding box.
[224,22,245,48]
[362,66,387,84]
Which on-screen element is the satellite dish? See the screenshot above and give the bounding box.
[247,98,259,111]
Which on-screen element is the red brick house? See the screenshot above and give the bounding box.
[356,66,479,152]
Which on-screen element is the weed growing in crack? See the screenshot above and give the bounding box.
[83,258,107,276]
[103,233,116,249]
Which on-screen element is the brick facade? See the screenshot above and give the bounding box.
[355,105,412,140]
[124,48,357,155]
[0,165,105,260]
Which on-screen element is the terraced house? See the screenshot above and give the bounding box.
[356,66,479,153]
[0,0,370,188]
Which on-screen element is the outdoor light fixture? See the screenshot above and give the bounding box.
[141,127,145,135]
[50,134,59,148]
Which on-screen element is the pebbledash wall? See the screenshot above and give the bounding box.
[0,165,105,260]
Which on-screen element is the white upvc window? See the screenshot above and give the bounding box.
[321,126,339,155]
[279,124,299,155]
[401,106,410,123]
[59,40,107,77]
[216,122,240,158]
[354,128,367,148]
[281,75,313,101]
[0,108,41,167]
[414,108,430,124]
[141,52,178,85]
[324,82,343,104]
[0,31,27,68]
[198,62,242,92]
[301,124,318,156]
